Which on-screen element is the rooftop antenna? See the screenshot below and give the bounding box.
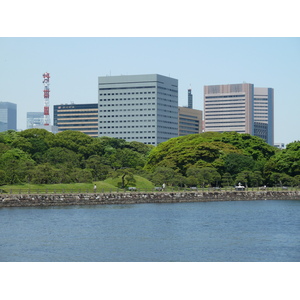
[42,72,50,126]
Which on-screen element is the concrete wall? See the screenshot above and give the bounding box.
[1,191,299,208]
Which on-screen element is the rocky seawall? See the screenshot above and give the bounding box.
[0,191,300,208]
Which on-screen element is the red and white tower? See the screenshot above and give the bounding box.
[42,72,50,126]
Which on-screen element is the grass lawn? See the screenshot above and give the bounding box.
[104,175,154,190]
[0,175,154,194]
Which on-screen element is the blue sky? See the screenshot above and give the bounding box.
[1,0,300,145]
[1,37,299,144]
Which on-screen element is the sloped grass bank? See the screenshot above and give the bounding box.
[0,175,154,194]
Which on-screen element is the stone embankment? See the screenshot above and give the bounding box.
[0,191,299,208]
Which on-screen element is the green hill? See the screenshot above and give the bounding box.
[0,175,154,194]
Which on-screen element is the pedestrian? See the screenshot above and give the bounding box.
[94,184,97,193]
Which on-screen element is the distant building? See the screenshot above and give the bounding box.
[204,83,254,135]
[204,83,274,145]
[53,103,98,137]
[0,102,17,132]
[253,122,268,143]
[274,142,285,150]
[178,107,202,136]
[27,112,44,129]
[98,74,178,145]
[254,87,274,145]
[32,124,59,134]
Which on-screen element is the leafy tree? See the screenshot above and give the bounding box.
[144,132,275,176]
[221,172,233,187]
[172,173,186,188]
[70,168,93,183]
[126,141,154,156]
[41,147,82,168]
[265,141,300,178]
[110,168,136,188]
[150,167,176,186]
[251,171,264,187]
[18,128,54,140]
[235,171,252,188]
[186,167,205,187]
[0,170,6,186]
[49,130,94,158]
[269,172,295,187]
[293,175,300,187]
[234,170,263,187]
[224,153,255,175]
[197,167,221,187]
[0,130,19,145]
[15,129,53,160]
[28,163,59,184]
[185,175,199,187]
[0,149,35,184]
[105,148,145,170]
[0,143,11,155]
[11,136,33,154]
[85,155,111,180]
[53,165,73,183]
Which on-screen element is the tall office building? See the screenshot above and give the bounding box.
[204,83,254,135]
[178,107,202,136]
[54,103,98,137]
[254,87,274,145]
[0,102,17,132]
[27,112,44,129]
[204,83,274,145]
[98,74,178,145]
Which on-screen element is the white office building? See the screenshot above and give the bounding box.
[204,83,254,135]
[98,74,178,145]
[204,83,274,145]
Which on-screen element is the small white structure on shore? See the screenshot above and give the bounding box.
[235,182,245,191]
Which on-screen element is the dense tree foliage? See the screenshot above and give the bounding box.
[145,132,276,174]
[0,129,299,188]
[0,129,153,187]
[145,132,299,187]
[265,141,300,176]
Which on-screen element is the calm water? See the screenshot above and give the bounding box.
[0,200,299,262]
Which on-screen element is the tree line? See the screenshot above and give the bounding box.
[0,129,299,188]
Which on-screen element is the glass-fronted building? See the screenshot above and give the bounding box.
[0,102,17,132]
[254,87,274,145]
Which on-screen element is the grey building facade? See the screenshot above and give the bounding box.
[0,102,17,132]
[98,74,178,145]
[27,112,44,129]
[178,107,202,136]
